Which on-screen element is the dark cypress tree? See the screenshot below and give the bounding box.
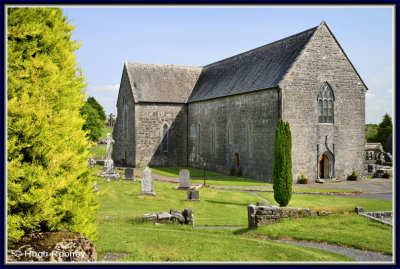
[273,119,293,207]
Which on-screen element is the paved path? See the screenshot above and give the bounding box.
[272,239,393,262]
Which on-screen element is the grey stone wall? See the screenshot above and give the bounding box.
[113,65,136,166]
[188,90,279,182]
[279,24,366,181]
[135,103,187,167]
[248,205,330,229]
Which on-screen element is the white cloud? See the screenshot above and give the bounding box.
[88,84,120,93]
[365,92,375,100]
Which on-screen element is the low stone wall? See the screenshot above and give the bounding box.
[355,207,392,226]
[140,208,194,226]
[248,205,330,229]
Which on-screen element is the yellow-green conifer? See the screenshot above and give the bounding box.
[8,8,98,245]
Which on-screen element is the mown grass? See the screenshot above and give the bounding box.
[100,127,113,139]
[191,177,272,186]
[242,214,392,255]
[96,179,259,226]
[141,167,223,177]
[257,192,392,213]
[89,145,107,157]
[96,220,353,262]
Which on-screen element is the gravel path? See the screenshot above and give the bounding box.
[273,239,393,262]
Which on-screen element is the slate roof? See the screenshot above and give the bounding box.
[187,26,318,103]
[125,62,202,103]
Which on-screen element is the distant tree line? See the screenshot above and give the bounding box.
[81,96,106,141]
[365,113,392,150]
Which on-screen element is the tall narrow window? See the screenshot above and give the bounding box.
[123,97,128,131]
[198,124,201,155]
[317,82,334,123]
[162,124,168,153]
[227,121,233,145]
[248,122,253,158]
[211,123,216,155]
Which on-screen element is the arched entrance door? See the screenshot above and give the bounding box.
[319,154,329,179]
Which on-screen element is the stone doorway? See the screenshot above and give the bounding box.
[319,154,329,178]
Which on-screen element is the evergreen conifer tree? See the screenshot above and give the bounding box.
[8,8,98,245]
[273,119,293,207]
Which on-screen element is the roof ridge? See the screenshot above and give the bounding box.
[127,62,202,69]
[203,25,318,69]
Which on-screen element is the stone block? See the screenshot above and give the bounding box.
[355,207,364,214]
[183,208,194,226]
[186,190,200,201]
[157,212,172,222]
[124,168,134,180]
[170,209,185,224]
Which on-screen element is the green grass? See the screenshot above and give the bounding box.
[100,127,113,139]
[141,167,223,177]
[96,220,353,262]
[191,177,273,186]
[88,145,107,157]
[96,179,259,226]
[257,192,392,213]
[242,214,392,255]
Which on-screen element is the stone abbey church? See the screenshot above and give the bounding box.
[113,21,367,182]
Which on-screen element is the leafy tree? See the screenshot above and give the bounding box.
[8,8,98,245]
[273,119,293,207]
[81,99,103,141]
[375,113,392,147]
[365,124,378,143]
[87,96,106,122]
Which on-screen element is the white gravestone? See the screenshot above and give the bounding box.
[140,166,156,196]
[177,169,190,190]
[100,133,120,179]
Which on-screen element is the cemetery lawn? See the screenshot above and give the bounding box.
[96,179,259,226]
[100,127,112,138]
[96,220,353,261]
[242,214,392,255]
[140,167,223,177]
[257,192,392,213]
[190,177,273,186]
[89,145,106,157]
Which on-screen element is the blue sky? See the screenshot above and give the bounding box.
[63,6,394,124]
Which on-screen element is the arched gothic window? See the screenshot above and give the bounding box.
[162,124,168,153]
[318,82,334,123]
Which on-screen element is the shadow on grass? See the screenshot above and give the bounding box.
[203,200,251,207]
[232,227,250,235]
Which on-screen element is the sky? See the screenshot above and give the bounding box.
[63,5,394,124]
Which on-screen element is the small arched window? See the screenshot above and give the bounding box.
[162,124,168,153]
[318,82,334,123]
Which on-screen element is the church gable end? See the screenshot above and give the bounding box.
[279,21,367,181]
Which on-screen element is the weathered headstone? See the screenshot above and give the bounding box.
[87,157,96,169]
[125,168,134,180]
[177,169,190,190]
[100,133,120,179]
[140,166,156,196]
[186,190,199,201]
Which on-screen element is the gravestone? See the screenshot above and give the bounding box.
[140,166,156,196]
[93,182,98,192]
[100,133,120,179]
[177,169,190,190]
[186,190,199,201]
[87,157,96,169]
[125,168,134,180]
